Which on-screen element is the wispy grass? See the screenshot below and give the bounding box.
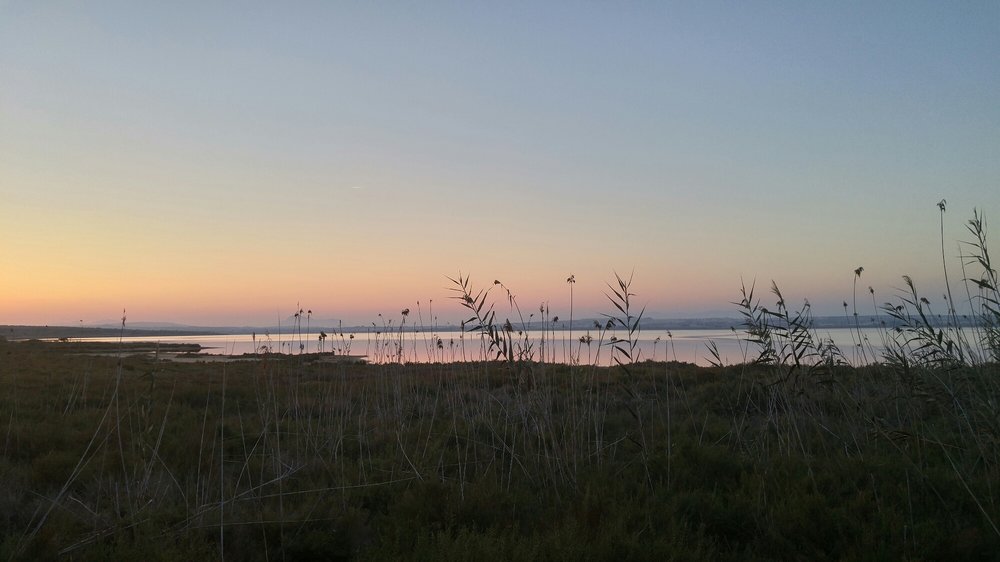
[3,336,997,559]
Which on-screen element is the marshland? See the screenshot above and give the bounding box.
[4,4,999,560]
[2,210,999,560]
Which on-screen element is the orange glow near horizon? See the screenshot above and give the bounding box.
[0,251,912,328]
[1,252,740,326]
[0,182,964,327]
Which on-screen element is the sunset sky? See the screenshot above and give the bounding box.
[2,2,998,327]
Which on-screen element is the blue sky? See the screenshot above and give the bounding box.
[2,2,998,325]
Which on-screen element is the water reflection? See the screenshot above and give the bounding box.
[63,327,919,367]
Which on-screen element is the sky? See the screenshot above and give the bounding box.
[2,2,998,327]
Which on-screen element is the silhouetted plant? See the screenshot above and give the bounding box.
[851,266,871,364]
[962,209,1000,362]
[567,274,576,364]
[602,271,644,368]
[729,280,843,385]
[448,274,532,364]
[882,275,965,369]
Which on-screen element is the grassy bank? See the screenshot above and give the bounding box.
[1,339,998,560]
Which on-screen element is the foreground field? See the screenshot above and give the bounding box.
[1,339,998,560]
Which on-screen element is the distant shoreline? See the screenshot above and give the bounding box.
[0,325,223,341]
[0,314,979,342]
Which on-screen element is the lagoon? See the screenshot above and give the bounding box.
[60,326,939,367]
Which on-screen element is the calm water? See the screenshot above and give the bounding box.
[62,326,937,367]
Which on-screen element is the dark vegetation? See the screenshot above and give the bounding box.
[1,206,998,560]
[2,340,998,560]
